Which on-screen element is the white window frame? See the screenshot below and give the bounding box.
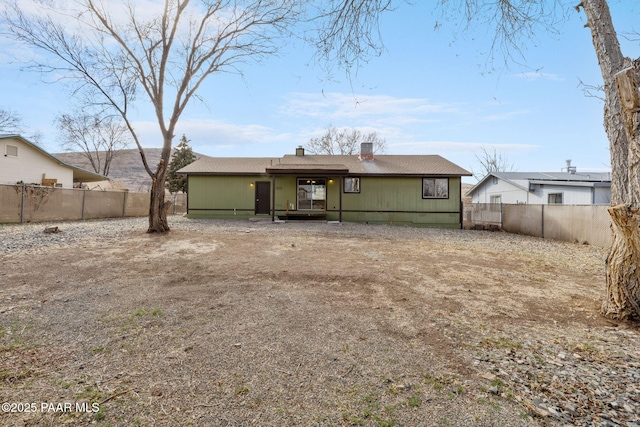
[5,144,18,157]
[548,193,563,204]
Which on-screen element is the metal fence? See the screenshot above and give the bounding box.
[464,203,612,247]
[0,184,186,224]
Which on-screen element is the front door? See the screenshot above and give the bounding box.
[255,181,270,215]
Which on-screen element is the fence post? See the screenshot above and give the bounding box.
[122,191,128,218]
[173,194,177,215]
[541,204,545,239]
[20,184,25,224]
[81,189,86,220]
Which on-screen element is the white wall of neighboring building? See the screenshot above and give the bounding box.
[471,177,611,205]
[594,187,611,204]
[0,137,74,188]
[527,184,593,204]
[471,178,529,204]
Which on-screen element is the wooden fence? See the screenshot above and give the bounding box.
[0,184,186,224]
[464,203,612,247]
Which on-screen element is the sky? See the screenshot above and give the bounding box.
[1,1,639,183]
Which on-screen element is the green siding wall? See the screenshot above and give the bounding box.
[338,176,461,227]
[187,174,462,227]
[188,175,266,218]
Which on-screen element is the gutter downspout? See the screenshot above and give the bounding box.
[186,176,190,215]
[459,178,463,229]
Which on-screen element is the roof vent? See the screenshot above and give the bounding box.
[565,159,576,174]
[296,146,305,156]
[360,142,374,161]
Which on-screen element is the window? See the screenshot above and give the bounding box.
[548,193,563,204]
[344,177,360,193]
[422,178,449,199]
[5,145,18,157]
[490,195,502,204]
[297,178,326,210]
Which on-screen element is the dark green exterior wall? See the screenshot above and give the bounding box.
[187,174,463,228]
[187,175,266,219]
[338,176,462,227]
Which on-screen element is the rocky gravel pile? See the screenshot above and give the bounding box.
[471,323,640,427]
[0,217,149,253]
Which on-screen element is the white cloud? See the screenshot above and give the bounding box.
[280,92,460,122]
[515,72,565,82]
[132,118,291,151]
[481,110,530,121]
[389,141,540,154]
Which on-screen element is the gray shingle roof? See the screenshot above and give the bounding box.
[492,172,611,182]
[178,157,278,175]
[465,171,612,197]
[179,153,471,176]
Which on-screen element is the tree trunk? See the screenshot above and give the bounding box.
[147,137,172,233]
[148,176,170,233]
[603,205,640,318]
[582,0,640,319]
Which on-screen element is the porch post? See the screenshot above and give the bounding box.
[339,176,343,223]
[271,175,276,221]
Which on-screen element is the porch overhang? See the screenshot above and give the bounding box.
[266,165,348,223]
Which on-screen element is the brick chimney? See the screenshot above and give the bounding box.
[360,142,374,161]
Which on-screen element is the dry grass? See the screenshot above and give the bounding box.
[0,219,630,426]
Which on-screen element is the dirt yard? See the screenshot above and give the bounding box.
[1,218,638,426]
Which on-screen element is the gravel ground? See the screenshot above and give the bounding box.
[0,216,639,426]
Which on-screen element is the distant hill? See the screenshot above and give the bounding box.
[54,148,203,192]
[461,183,474,204]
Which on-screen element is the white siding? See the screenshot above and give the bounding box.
[0,138,74,187]
[471,179,529,204]
[471,177,612,205]
[528,184,593,204]
[594,187,611,204]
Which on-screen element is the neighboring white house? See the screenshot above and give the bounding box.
[0,135,106,188]
[466,171,611,205]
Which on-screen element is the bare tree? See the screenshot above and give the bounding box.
[0,107,24,134]
[315,0,639,319]
[3,0,300,232]
[306,124,386,155]
[0,106,44,144]
[471,146,515,180]
[56,113,131,176]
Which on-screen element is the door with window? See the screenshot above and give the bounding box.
[297,178,326,210]
[255,181,271,214]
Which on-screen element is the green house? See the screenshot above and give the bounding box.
[178,143,471,228]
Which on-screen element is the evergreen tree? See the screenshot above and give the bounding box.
[166,135,196,194]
